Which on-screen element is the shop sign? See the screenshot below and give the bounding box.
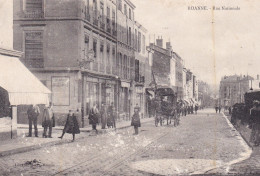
[51,77,70,106]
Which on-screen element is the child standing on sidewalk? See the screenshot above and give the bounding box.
[131,105,141,135]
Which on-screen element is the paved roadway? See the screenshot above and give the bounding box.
[0,109,253,176]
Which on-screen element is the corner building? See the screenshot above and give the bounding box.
[13,0,149,125]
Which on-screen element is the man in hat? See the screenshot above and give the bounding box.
[27,104,40,137]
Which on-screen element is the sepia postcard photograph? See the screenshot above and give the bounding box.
[0,0,260,175]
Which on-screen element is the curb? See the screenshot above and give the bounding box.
[0,119,153,157]
[200,112,253,175]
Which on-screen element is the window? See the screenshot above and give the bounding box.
[93,39,97,58]
[142,34,145,54]
[112,10,115,22]
[93,0,97,17]
[129,8,132,19]
[124,4,127,16]
[135,29,137,50]
[138,32,141,53]
[100,1,104,22]
[84,34,89,60]
[118,0,122,11]
[25,0,43,12]
[107,7,110,20]
[129,27,131,46]
[106,43,110,73]
[24,31,43,68]
[85,0,90,15]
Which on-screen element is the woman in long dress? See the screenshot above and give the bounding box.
[59,110,80,141]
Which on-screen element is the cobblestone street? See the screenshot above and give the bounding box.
[0,109,254,176]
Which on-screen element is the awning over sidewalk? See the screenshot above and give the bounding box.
[0,55,51,105]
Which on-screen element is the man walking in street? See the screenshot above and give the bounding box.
[42,103,54,138]
[27,104,40,137]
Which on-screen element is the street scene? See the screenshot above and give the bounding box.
[0,0,260,175]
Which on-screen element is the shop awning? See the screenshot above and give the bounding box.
[183,99,190,105]
[0,55,51,105]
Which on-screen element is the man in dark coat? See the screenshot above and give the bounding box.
[131,105,141,135]
[42,103,54,138]
[215,106,218,113]
[27,104,40,137]
[89,104,99,134]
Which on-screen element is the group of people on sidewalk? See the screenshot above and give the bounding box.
[27,102,80,142]
[27,103,55,138]
[27,101,142,142]
[88,102,141,135]
[88,102,116,134]
[215,105,222,113]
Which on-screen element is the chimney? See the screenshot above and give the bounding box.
[156,37,163,48]
[166,42,172,51]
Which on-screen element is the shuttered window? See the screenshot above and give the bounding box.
[26,0,43,12]
[25,31,43,68]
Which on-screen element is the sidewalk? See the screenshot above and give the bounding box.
[222,112,260,175]
[0,118,153,157]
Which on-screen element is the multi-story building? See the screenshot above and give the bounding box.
[149,38,175,88]
[219,75,260,107]
[133,21,149,117]
[116,0,135,119]
[13,0,150,125]
[172,51,183,100]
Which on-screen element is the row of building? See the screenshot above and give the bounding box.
[219,74,260,107]
[13,0,199,126]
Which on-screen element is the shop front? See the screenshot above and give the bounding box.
[82,73,117,127]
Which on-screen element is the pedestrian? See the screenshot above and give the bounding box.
[184,106,187,116]
[59,110,80,141]
[100,102,107,129]
[215,106,218,113]
[89,104,99,134]
[219,105,222,113]
[250,101,260,146]
[107,102,115,128]
[26,104,40,137]
[42,103,54,138]
[131,105,141,135]
[195,104,198,115]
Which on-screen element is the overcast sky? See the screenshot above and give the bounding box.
[131,0,260,86]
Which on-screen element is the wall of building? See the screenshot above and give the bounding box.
[0,0,13,49]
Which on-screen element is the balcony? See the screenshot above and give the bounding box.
[23,11,44,19]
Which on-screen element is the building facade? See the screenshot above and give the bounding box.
[13,0,149,125]
[149,38,175,88]
[219,75,260,107]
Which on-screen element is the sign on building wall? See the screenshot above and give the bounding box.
[51,77,70,106]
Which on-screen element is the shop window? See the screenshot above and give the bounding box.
[24,31,43,68]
